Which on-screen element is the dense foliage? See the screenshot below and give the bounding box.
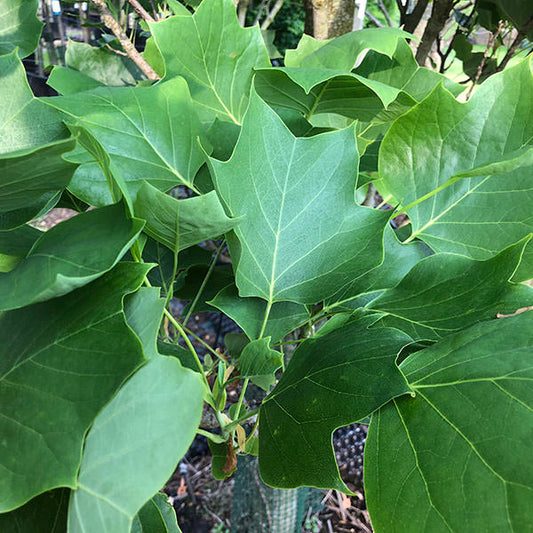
[0,0,532,531]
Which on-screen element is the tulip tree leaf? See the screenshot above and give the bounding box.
[0,52,68,154]
[239,337,283,390]
[0,203,144,310]
[148,0,270,124]
[210,90,389,304]
[0,0,42,58]
[0,489,69,532]
[68,288,203,533]
[326,225,431,307]
[0,224,42,272]
[370,238,532,340]
[365,312,533,532]
[0,262,150,512]
[47,76,206,203]
[48,40,142,95]
[133,181,240,253]
[131,493,182,533]
[209,284,309,343]
[379,57,533,259]
[258,317,412,490]
[285,28,411,70]
[0,138,78,230]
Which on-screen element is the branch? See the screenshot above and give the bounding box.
[127,0,156,23]
[91,0,160,80]
[377,0,393,26]
[365,10,384,27]
[403,0,430,34]
[466,20,503,99]
[261,0,285,30]
[494,16,533,74]
[415,0,454,66]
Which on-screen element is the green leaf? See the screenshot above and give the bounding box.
[0,0,42,58]
[210,90,389,304]
[209,284,309,343]
[0,138,78,230]
[157,340,198,372]
[256,39,463,125]
[131,493,181,533]
[48,40,143,95]
[239,337,283,391]
[285,28,412,70]
[365,312,533,532]
[0,489,69,533]
[47,76,206,203]
[379,57,533,259]
[148,0,270,124]
[0,224,42,272]
[370,238,532,340]
[0,51,67,154]
[0,262,150,512]
[175,263,234,312]
[326,225,431,307]
[0,203,144,310]
[209,440,237,480]
[68,288,203,533]
[258,317,412,490]
[134,182,240,253]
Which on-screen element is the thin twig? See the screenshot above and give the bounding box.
[105,43,128,56]
[365,10,384,27]
[377,0,393,26]
[466,20,503,99]
[91,0,160,80]
[127,0,155,22]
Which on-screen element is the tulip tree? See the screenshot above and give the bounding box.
[0,0,531,531]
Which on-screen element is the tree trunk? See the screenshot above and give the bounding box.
[304,0,355,39]
[415,0,454,66]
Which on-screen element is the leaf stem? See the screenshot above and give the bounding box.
[163,308,211,393]
[234,378,249,420]
[182,241,225,327]
[177,323,228,363]
[258,300,273,339]
[225,407,260,433]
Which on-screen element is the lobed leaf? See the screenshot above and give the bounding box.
[379,57,533,259]
[370,237,532,340]
[209,284,310,343]
[0,203,144,310]
[148,0,270,124]
[133,181,239,253]
[258,317,412,490]
[365,312,533,532]
[0,262,150,512]
[47,77,206,204]
[68,288,203,533]
[210,90,389,304]
[0,0,42,58]
[0,52,67,154]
